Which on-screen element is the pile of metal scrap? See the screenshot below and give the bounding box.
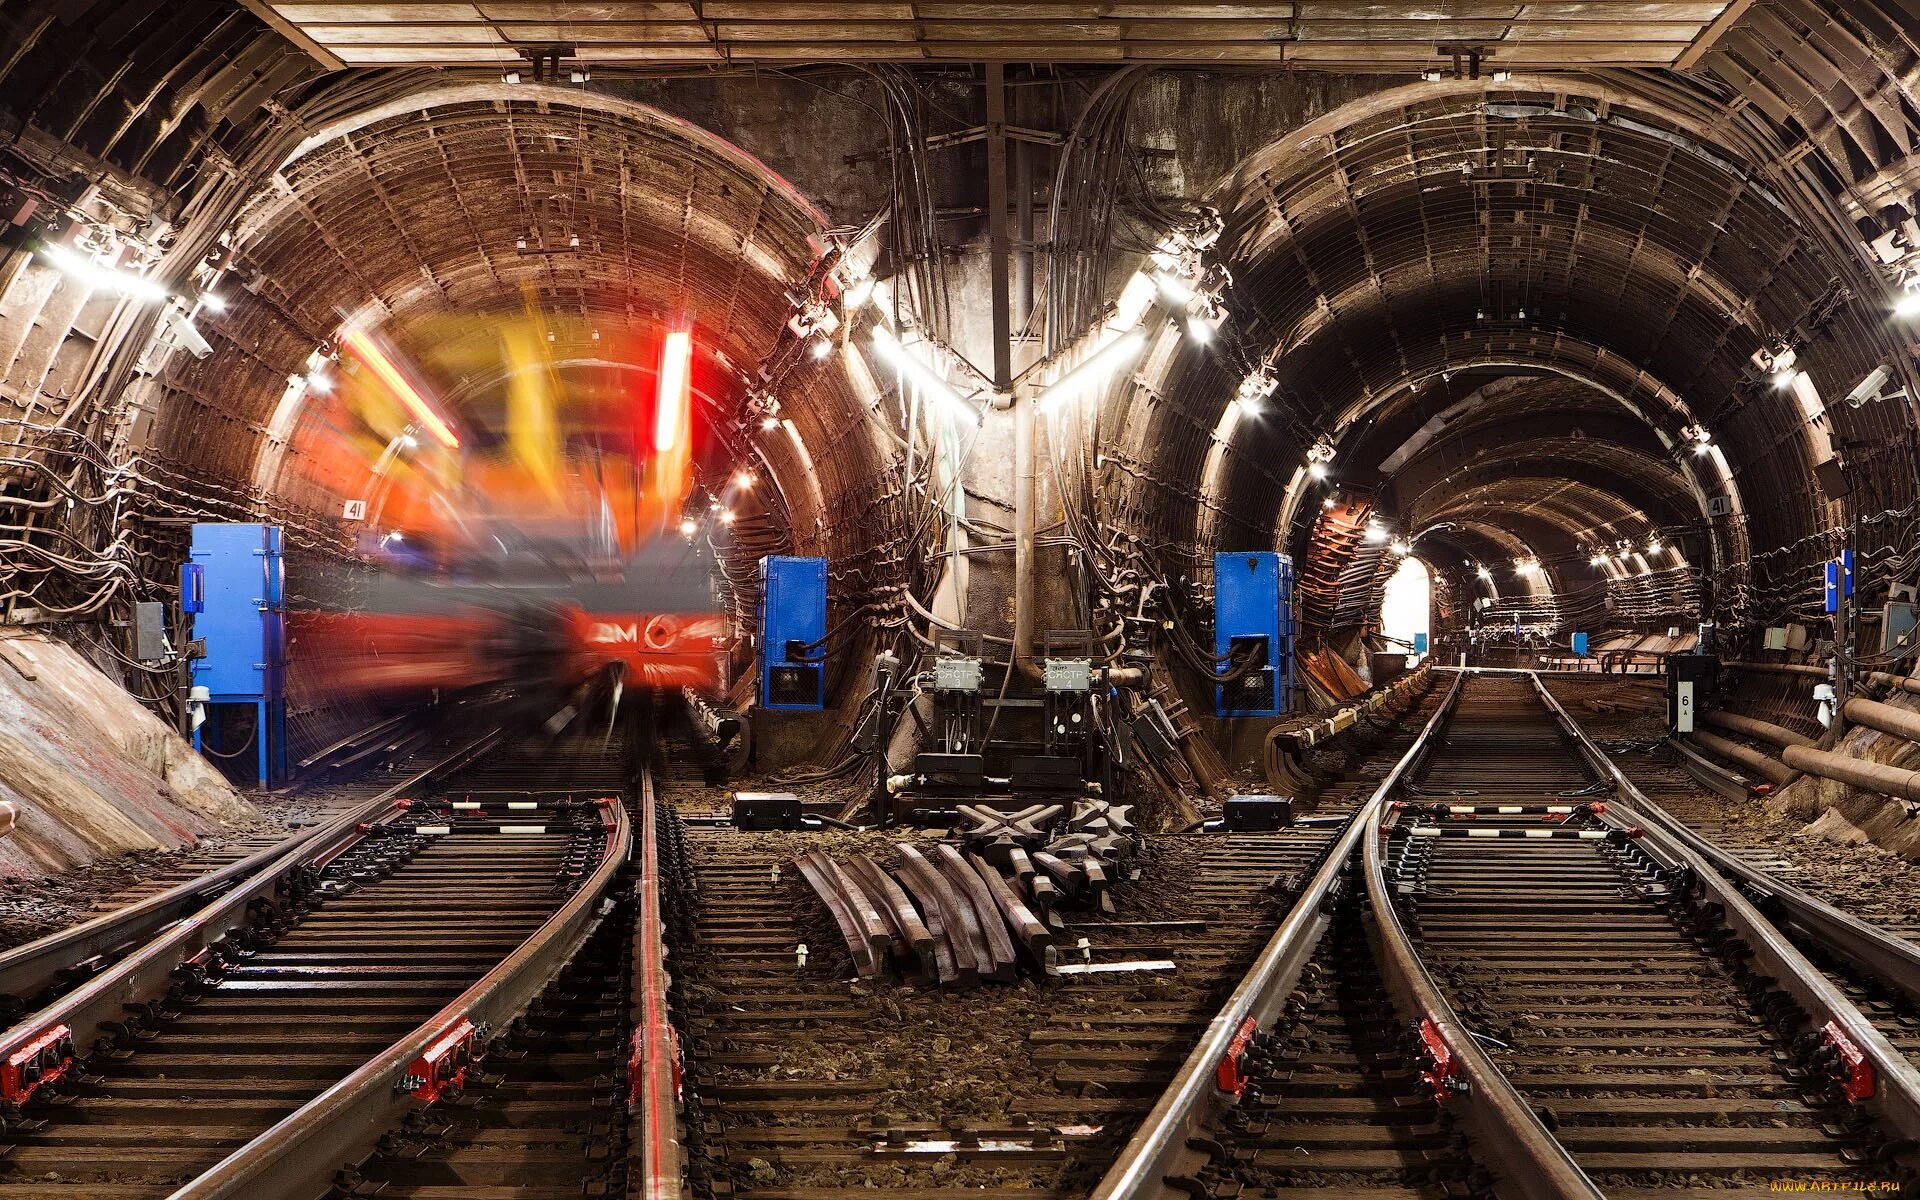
[791,800,1140,986]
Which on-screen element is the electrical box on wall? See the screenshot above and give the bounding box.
[1213,551,1294,717]
[187,523,286,784]
[759,555,827,711]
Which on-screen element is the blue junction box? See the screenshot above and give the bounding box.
[188,523,286,784]
[759,555,827,711]
[1214,551,1294,717]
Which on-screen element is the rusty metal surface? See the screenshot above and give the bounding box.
[242,3,1736,68]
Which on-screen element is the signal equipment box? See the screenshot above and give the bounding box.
[186,523,287,784]
[760,555,827,711]
[1214,551,1294,717]
[1666,651,1718,734]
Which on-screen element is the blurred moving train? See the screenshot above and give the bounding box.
[287,533,728,701]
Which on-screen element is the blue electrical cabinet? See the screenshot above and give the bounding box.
[1214,551,1294,717]
[188,524,286,784]
[760,555,828,711]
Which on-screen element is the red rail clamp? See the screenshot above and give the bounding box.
[405,1017,478,1104]
[0,1023,75,1108]
[628,1021,684,1108]
[1215,1016,1259,1097]
[1417,1019,1461,1104]
[1820,1021,1876,1102]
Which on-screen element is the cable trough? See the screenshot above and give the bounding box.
[1098,669,1920,1200]
[0,720,634,1200]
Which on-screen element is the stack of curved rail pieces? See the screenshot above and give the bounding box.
[792,799,1140,987]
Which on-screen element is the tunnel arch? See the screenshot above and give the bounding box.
[1081,72,1918,653]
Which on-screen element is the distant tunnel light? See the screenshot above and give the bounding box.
[340,328,460,448]
[1897,286,1920,320]
[35,242,171,304]
[654,330,693,453]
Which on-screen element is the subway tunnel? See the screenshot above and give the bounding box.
[3,3,1920,1197]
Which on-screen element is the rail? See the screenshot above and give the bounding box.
[1358,683,1603,1200]
[1094,671,1463,1199]
[0,723,508,1008]
[630,763,688,1199]
[167,794,632,1200]
[1533,671,1920,1144]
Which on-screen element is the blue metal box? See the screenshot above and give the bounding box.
[188,524,286,782]
[1214,551,1293,717]
[759,555,827,711]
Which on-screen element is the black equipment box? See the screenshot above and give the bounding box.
[1010,754,1083,793]
[732,791,804,830]
[1223,794,1295,831]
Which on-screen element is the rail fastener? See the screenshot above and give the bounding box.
[1415,1018,1466,1103]
[1214,1016,1259,1097]
[1818,1020,1877,1103]
[0,1022,74,1108]
[402,1015,481,1103]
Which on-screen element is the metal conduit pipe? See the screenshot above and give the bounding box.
[1868,671,1920,697]
[1843,696,1920,744]
[1723,659,1830,679]
[1782,744,1920,803]
[1688,730,1798,788]
[1699,709,1816,751]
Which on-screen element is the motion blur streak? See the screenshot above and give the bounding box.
[654,331,691,453]
[341,327,462,448]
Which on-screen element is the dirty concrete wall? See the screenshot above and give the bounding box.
[0,635,258,877]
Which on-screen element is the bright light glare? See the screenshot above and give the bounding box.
[734,470,757,489]
[1897,289,1920,320]
[1476,567,1493,581]
[870,326,977,422]
[1364,521,1388,544]
[1153,271,1196,306]
[1307,461,1329,481]
[654,330,693,453]
[304,369,333,395]
[340,328,460,448]
[198,292,227,312]
[36,242,171,303]
[1037,329,1147,412]
[679,517,697,537]
[720,510,737,525]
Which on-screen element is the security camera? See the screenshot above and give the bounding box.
[1846,363,1895,408]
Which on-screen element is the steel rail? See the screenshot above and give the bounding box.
[165,794,632,1200]
[1092,671,1467,1200]
[1359,686,1604,1200]
[630,760,688,1199]
[1533,671,1920,1144]
[0,723,509,1008]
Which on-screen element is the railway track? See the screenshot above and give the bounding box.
[0,693,530,1023]
[1097,669,1920,1200]
[1398,675,1887,1192]
[660,682,1446,1200]
[0,713,634,1200]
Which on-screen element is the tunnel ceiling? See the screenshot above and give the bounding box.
[1,0,1917,670]
[246,2,1743,70]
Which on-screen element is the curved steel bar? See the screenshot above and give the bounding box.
[166,796,632,1200]
[631,769,689,1200]
[1093,671,1480,1200]
[1361,788,1604,1200]
[0,725,507,1007]
[1532,671,1920,1145]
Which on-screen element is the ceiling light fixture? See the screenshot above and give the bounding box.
[871,326,980,423]
[35,242,171,304]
